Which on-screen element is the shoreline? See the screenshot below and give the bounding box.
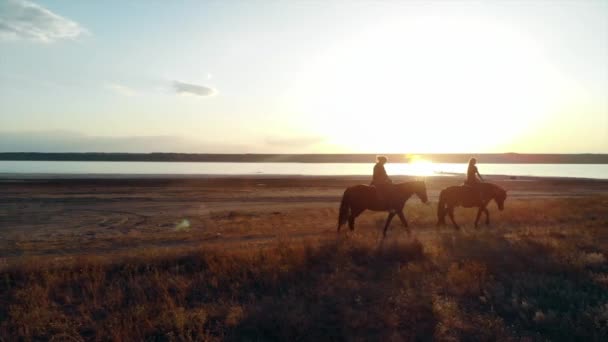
[1,172,608,182]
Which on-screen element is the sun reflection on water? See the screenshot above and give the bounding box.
[388,156,437,177]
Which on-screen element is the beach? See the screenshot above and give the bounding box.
[2,174,607,261]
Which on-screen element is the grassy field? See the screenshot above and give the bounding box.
[1,193,608,341]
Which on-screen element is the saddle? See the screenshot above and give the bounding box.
[371,183,395,208]
[463,180,484,190]
[461,183,484,206]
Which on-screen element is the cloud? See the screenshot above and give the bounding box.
[0,0,87,43]
[104,83,138,97]
[173,80,217,97]
[103,80,217,98]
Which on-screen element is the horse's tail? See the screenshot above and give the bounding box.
[337,189,350,231]
[437,189,447,226]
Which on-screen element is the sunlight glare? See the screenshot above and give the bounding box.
[289,13,576,153]
[388,155,436,177]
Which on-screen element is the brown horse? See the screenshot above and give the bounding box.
[337,181,428,236]
[437,182,507,230]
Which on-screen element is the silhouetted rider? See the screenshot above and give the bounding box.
[465,157,484,185]
[372,156,392,186]
[371,156,394,209]
[465,157,484,202]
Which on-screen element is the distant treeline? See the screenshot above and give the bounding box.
[1,152,607,164]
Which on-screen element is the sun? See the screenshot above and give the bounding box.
[288,13,573,153]
[407,159,436,177]
[385,155,436,177]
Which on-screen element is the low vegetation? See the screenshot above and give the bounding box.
[1,197,608,340]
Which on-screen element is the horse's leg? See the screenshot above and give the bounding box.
[348,215,355,231]
[448,206,460,230]
[397,211,411,235]
[382,212,396,237]
[349,208,364,231]
[474,207,483,228]
[397,211,409,228]
[484,207,490,225]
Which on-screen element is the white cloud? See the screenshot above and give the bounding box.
[0,0,88,43]
[173,80,217,97]
[104,83,138,97]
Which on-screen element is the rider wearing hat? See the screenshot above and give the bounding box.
[372,155,392,186]
[371,156,394,208]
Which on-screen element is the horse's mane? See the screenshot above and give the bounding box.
[481,182,507,197]
[394,180,425,191]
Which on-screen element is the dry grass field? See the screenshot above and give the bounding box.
[1,176,607,340]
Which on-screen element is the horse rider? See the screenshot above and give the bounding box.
[371,156,394,208]
[465,157,484,201]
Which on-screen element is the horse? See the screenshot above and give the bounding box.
[337,181,428,237]
[437,182,507,230]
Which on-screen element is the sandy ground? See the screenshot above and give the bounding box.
[1,174,607,261]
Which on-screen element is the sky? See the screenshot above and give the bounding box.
[1,0,607,153]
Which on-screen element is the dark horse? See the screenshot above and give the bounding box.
[337,181,428,236]
[437,182,507,230]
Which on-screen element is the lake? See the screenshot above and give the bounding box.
[0,161,607,179]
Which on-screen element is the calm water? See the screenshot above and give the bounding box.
[0,161,607,179]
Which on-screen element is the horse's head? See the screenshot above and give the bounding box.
[415,181,429,204]
[493,185,507,211]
